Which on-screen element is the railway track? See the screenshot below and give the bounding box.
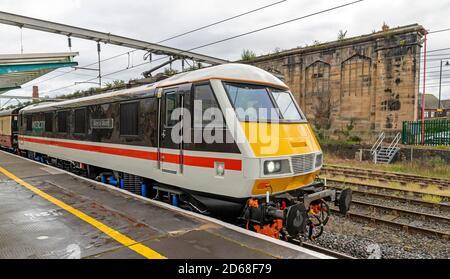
[322,164,450,190]
[321,169,450,239]
[319,165,450,239]
[323,176,450,204]
[327,182,450,210]
[331,205,450,240]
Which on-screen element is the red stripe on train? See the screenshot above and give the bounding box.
[19,136,242,171]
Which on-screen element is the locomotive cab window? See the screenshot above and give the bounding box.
[223,82,305,122]
[120,102,139,135]
[57,111,69,133]
[25,115,32,131]
[193,83,224,127]
[45,112,53,132]
[271,89,303,121]
[74,108,86,134]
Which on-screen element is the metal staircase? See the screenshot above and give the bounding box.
[370,132,401,164]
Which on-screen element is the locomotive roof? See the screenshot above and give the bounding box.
[0,107,21,116]
[20,63,287,113]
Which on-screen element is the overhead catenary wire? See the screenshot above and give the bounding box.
[156,0,288,44]
[41,0,365,95]
[428,28,450,35]
[25,0,288,89]
[179,0,365,54]
[36,4,450,98]
[27,3,448,95]
[41,64,450,97]
[36,3,450,97]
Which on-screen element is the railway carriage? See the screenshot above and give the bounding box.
[0,108,20,150]
[16,64,351,241]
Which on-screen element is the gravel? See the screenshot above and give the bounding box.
[306,214,450,259]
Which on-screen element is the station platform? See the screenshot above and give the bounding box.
[0,151,331,259]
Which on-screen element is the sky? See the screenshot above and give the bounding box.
[0,0,449,106]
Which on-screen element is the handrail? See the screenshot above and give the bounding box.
[370,132,385,155]
[385,132,401,157]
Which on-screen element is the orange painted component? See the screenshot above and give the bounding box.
[256,182,271,190]
[248,199,259,208]
[253,219,283,239]
[309,203,321,215]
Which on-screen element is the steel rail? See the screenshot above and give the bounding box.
[332,209,450,239]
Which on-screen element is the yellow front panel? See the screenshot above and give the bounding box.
[241,122,322,195]
[251,170,319,195]
[241,122,321,157]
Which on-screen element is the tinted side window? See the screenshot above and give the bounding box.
[45,112,53,132]
[57,111,68,133]
[165,93,179,127]
[194,84,223,127]
[26,115,32,131]
[120,102,138,135]
[74,108,86,133]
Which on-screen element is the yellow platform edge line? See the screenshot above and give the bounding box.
[0,166,166,259]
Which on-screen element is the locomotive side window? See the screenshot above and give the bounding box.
[193,84,223,127]
[26,115,32,131]
[74,108,86,134]
[45,112,53,132]
[57,111,69,133]
[120,102,139,135]
[165,93,178,127]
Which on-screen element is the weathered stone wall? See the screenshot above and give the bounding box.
[250,24,425,135]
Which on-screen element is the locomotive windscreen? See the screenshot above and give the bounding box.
[223,82,304,122]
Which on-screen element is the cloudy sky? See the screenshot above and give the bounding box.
[1,0,449,105]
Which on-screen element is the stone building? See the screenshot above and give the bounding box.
[249,24,426,136]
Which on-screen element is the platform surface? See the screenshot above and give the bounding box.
[0,151,328,259]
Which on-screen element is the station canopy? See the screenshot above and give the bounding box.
[0,52,78,94]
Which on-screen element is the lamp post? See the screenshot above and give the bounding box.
[438,59,450,116]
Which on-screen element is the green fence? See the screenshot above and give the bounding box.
[402,118,450,146]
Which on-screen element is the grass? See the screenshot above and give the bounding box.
[324,153,450,180]
[323,153,450,197]
[324,173,450,197]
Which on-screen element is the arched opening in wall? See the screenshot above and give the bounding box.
[340,54,372,122]
[305,61,331,130]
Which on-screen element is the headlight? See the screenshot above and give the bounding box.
[263,159,289,175]
[265,161,281,173]
[315,153,323,168]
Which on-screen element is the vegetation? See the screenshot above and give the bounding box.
[57,79,127,100]
[184,64,200,72]
[271,47,282,54]
[324,153,450,180]
[163,68,179,76]
[0,79,127,111]
[104,80,126,90]
[337,30,347,41]
[241,49,257,61]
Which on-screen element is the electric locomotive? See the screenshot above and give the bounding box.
[14,63,351,241]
